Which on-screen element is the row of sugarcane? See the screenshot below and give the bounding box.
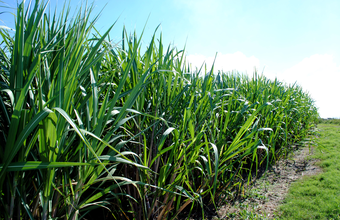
[0,1,318,219]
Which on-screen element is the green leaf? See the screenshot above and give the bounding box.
[0,161,102,172]
[0,108,52,178]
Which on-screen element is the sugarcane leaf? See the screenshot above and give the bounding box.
[0,108,52,178]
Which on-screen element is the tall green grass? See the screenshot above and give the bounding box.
[0,1,318,219]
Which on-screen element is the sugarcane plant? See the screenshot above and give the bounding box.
[0,0,318,219]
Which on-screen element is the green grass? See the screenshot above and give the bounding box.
[279,124,340,220]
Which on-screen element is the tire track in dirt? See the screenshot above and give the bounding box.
[215,146,323,219]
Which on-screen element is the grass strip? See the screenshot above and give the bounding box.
[279,123,340,220]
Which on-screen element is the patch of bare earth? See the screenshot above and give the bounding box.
[214,146,323,219]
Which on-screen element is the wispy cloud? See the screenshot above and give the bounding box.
[186,51,260,75]
[173,0,221,15]
[172,0,227,32]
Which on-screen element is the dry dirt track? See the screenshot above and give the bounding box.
[213,146,323,219]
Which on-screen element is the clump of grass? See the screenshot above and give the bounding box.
[279,124,340,220]
[318,118,340,125]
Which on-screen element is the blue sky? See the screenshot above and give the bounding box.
[1,0,340,118]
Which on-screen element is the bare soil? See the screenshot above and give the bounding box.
[214,146,323,219]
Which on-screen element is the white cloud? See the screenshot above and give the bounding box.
[186,53,340,118]
[276,54,340,118]
[186,51,260,75]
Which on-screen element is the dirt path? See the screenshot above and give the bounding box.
[215,146,323,219]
